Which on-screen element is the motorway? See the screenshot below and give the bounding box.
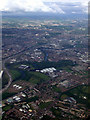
[0,71,3,79]
[0,58,12,94]
[0,67,12,94]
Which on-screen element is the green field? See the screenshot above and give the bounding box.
[5,62,52,84]
[3,105,12,111]
[22,96,38,103]
[29,72,50,84]
[52,85,61,93]
[5,60,76,84]
[2,71,9,88]
[9,70,50,84]
[60,85,90,108]
[2,92,16,100]
[39,102,52,109]
[9,69,21,81]
[60,94,68,100]
[6,60,76,71]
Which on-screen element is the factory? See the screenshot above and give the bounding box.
[13,84,22,90]
[19,64,29,70]
[40,67,56,73]
[13,96,21,102]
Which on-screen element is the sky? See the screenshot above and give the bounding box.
[0,0,89,14]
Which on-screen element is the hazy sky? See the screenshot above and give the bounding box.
[0,0,89,14]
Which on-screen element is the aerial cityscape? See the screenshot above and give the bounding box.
[0,0,90,120]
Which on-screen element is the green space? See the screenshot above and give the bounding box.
[6,60,76,71]
[60,94,68,100]
[17,71,50,84]
[51,107,79,120]
[43,25,74,31]
[2,71,9,88]
[3,105,12,111]
[6,60,76,72]
[23,96,38,103]
[6,61,75,85]
[30,60,76,70]
[60,85,90,108]
[84,71,88,76]
[2,92,16,100]
[52,85,61,93]
[9,69,21,81]
[0,116,2,120]
[51,107,63,119]
[39,102,52,109]
[6,62,51,84]
[62,67,73,73]
[29,72,50,84]
[41,115,55,120]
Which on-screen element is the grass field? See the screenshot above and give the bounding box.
[3,105,12,111]
[28,72,50,84]
[5,60,76,84]
[6,60,76,71]
[9,69,21,81]
[52,85,61,93]
[60,85,90,108]
[6,63,50,84]
[60,94,68,100]
[39,102,52,109]
[2,92,16,100]
[2,71,9,88]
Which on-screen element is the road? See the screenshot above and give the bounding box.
[0,71,3,79]
[0,59,12,94]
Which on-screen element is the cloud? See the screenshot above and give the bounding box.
[0,0,89,14]
[46,3,65,13]
[0,0,50,12]
[81,1,88,13]
[43,0,89,3]
[0,0,65,13]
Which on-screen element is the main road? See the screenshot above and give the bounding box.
[0,58,13,94]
